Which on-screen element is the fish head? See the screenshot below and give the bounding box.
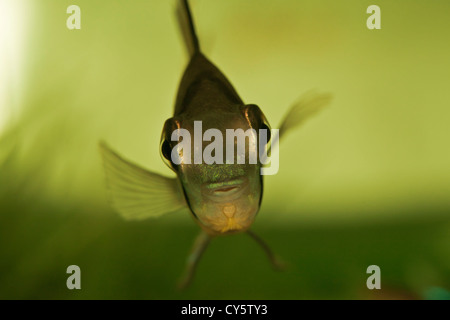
[160,104,271,235]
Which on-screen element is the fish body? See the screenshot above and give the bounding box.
[160,2,270,235]
[100,0,331,287]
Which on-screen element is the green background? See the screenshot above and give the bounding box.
[0,0,449,299]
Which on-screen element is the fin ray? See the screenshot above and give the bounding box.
[99,142,187,220]
[278,91,332,141]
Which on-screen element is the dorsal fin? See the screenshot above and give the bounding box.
[177,0,200,56]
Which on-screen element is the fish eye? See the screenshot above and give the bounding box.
[261,122,271,143]
[160,139,175,169]
[161,139,171,160]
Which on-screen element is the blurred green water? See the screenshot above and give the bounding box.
[0,188,449,299]
[0,0,449,299]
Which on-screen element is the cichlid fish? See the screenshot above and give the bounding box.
[99,0,331,288]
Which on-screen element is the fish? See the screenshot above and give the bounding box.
[99,0,331,288]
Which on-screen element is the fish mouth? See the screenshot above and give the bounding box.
[203,178,249,201]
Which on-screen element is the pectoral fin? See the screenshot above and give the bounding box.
[278,90,332,141]
[99,142,187,220]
